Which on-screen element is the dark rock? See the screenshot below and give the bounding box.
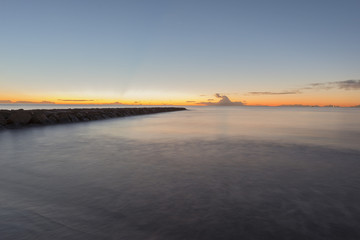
[75,112,86,120]
[0,110,11,119]
[88,114,100,120]
[0,115,6,126]
[57,113,71,123]
[47,115,58,124]
[0,107,186,129]
[7,110,32,125]
[44,111,53,117]
[30,113,50,124]
[101,114,110,119]
[68,114,79,122]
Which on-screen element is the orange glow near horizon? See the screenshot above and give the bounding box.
[1,88,359,107]
[1,95,359,107]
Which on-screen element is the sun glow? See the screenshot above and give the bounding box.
[1,91,358,107]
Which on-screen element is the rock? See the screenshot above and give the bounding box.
[56,113,71,123]
[101,114,110,119]
[75,112,86,120]
[0,110,11,119]
[30,113,50,124]
[68,114,79,122]
[0,107,187,129]
[88,114,103,120]
[47,115,58,124]
[7,110,32,125]
[0,115,6,126]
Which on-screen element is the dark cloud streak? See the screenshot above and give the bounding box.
[247,79,360,96]
[249,91,301,95]
[58,99,94,102]
[1,100,55,104]
[309,80,360,90]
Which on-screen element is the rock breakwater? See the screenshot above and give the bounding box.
[0,107,186,129]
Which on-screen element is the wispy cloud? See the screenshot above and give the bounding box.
[186,101,196,103]
[249,90,301,95]
[309,80,360,90]
[247,79,360,96]
[58,99,94,102]
[199,93,244,106]
[15,100,55,104]
[104,101,123,105]
[1,100,55,104]
[15,101,34,104]
[278,104,317,107]
[40,101,55,104]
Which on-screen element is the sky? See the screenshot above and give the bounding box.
[1,0,360,106]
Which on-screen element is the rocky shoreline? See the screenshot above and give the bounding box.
[0,107,186,129]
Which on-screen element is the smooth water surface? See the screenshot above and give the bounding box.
[1,106,360,239]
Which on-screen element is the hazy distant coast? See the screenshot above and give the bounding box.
[0,107,186,129]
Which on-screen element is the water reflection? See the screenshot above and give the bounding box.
[0,107,359,239]
[84,106,360,150]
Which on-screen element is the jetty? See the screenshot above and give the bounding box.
[0,107,186,129]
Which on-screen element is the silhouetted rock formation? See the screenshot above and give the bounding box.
[0,107,186,129]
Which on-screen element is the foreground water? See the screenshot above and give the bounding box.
[0,106,359,240]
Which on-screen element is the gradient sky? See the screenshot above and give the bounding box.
[1,0,360,106]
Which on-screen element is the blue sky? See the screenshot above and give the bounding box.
[1,0,359,105]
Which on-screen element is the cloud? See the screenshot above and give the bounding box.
[309,80,360,90]
[207,99,214,101]
[337,80,360,90]
[107,101,123,105]
[15,101,35,104]
[247,79,360,97]
[1,100,56,104]
[278,104,317,107]
[40,101,55,104]
[186,101,196,103]
[199,93,245,106]
[58,99,94,102]
[12,100,56,104]
[249,90,301,95]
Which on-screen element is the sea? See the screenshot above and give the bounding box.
[0,104,360,240]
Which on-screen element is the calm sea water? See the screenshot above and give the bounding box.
[0,106,360,239]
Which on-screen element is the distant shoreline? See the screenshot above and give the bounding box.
[0,107,187,129]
